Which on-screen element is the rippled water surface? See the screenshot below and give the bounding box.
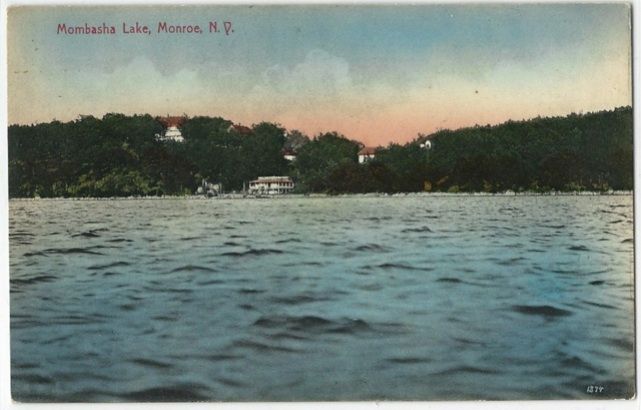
[9,195,635,401]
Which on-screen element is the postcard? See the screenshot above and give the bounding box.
[3,2,636,405]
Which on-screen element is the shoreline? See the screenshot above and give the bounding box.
[8,190,634,201]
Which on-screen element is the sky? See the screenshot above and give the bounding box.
[7,4,632,146]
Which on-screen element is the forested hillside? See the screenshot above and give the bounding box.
[424,106,633,192]
[7,107,632,197]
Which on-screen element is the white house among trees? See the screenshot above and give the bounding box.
[358,147,377,163]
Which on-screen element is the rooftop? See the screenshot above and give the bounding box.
[157,116,187,128]
[358,147,377,156]
[228,124,253,135]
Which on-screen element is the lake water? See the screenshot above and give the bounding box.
[9,195,635,401]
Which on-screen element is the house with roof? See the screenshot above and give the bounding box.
[249,176,295,195]
[227,124,253,135]
[155,115,188,142]
[358,147,377,164]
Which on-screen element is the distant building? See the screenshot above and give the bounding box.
[227,124,253,135]
[282,148,297,161]
[358,147,377,164]
[196,179,222,197]
[156,116,187,142]
[418,134,435,150]
[249,176,295,195]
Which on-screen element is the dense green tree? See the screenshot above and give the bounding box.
[374,142,429,192]
[424,107,633,192]
[6,107,633,197]
[243,122,289,182]
[292,132,361,192]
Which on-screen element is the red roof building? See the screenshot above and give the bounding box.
[156,116,187,128]
[358,147,377,164]
[156,115,188,142]
[227,124,253,135]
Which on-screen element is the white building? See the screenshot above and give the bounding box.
[249,176,295,195]
[358,147,377,164]
[282,149,297,161]
[158,126,184,143]
[156,116,187,143]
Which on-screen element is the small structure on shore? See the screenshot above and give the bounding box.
[156,116,187,142]
[249,176,295,195]
[358,147,377,164]
[196,179,222,197]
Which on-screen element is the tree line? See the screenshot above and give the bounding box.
[7,106,632,197]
